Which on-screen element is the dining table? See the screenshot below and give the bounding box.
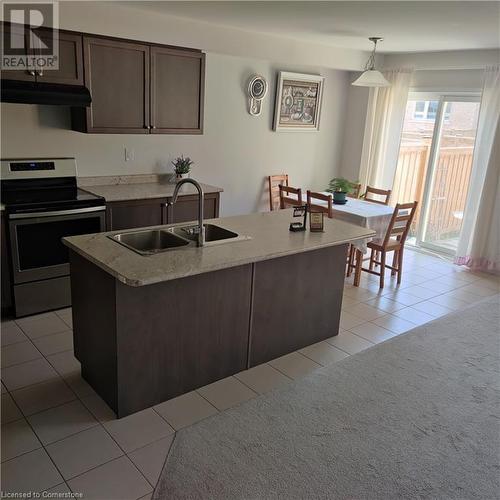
[295,192,397,286]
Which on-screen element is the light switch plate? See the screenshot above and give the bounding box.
[124,148,135,162]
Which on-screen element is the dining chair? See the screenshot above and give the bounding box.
[347,183,362,199]
[364,186,391,205]
[354,201,418,288]
[307,190,333,218]
[268,174,289,211]
[279,185,303,209]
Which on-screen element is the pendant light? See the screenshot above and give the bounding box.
[352,37,390,87]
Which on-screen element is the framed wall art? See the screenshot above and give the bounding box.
[273,72,325,132]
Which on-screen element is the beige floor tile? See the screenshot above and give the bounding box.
[11,378,76,416]
[55,308,73,328]
[340,296,358,308]
[16,313,68,340]
[364,296,406,313]
[343,287,378,302]
[401,285,442,300]
[381,290,424,306]
[128,435,174,486]
[1,448,63,494]
[391,307,436,326]
[349,322,396,343]
[429,294,470,311]
[28,400,98,446]
[1,393,23,424]
[326,331,374,355]
[344,303,387,321]
[235,363,291,395]
[81,393,116,423]
[473,277,500,291]
[197,376,257,411]
[64,373,96,399]
[1,358,58,391]
[300,341,349,366]
[154,391,218,430]
[411,300,454,318]
[67,456,152,500]
[1,340,42,368]
[459,283,498,297]
[103,408,174,453]
[339,310,367,330]
[46,350,80,377]
[443,289,485,304]
[417,279,464,294]
[1,418,42,462]
[46,425,123,480]
[1,321,28,346]
[372,315,416,335]
[32,330,73,356]
[268,352,321,380]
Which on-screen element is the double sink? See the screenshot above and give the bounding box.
[109,224,246,256]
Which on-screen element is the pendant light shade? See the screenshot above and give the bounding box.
[352,37,390,87]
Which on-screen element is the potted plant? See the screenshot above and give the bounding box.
[326,177,357,204]
[172,155,194,180]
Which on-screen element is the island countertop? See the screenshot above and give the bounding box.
[63,209,375,287]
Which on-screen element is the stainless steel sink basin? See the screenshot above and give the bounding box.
[173,224,239,243]
[109,229,190,255]
[109,224,249,255]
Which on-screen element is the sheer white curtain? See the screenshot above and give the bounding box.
[359,68,414,190]
[455,65,500,274]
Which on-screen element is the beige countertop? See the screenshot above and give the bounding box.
[63,209,375,287]
[82,181,223,202]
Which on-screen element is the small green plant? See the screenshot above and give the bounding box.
[172,155,194,175]
[327,177,357,194]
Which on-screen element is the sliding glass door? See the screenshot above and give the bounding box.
[393,93,480,255]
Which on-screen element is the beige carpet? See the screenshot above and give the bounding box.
[155,295,500,500]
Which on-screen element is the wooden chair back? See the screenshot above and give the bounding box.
[365,186,391,205]
[279,185,303,209]
[307,190,333,218]
[382,202,418,247]
[268,174,289,211]
[347,183,362,199]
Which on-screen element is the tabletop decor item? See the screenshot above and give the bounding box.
[247,75,268,116]
[309,210,324,232]
[172,155,194,180]
[273,72,324,131]
[327,177,358,204]
[289,205,308,232]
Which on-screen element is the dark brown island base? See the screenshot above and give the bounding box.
[64,210,374,417]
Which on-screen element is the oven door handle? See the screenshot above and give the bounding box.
[9,206,107,220]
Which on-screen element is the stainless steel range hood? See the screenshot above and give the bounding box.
[1,80,91,106]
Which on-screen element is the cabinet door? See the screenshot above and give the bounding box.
[166,194,219,224]
[107,200,164,231]
[82,37,150,133]
[150,47,205,134]
[36,31,83,85]
[0,23,36,82]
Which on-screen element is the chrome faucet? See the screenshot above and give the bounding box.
[169,178,205,247]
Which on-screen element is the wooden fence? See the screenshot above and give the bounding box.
[392,145,474,241]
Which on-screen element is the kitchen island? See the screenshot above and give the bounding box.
[64,209,374,417]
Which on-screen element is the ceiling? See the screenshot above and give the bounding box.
[123,1,500,53]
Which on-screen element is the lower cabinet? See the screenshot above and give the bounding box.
[106,193,220,231]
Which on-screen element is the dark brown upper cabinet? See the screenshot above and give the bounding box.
[76,37,150,134]
[0,24,83,85]
[36,31,84,85]
[73,36,204,134]
[151,47,205,134]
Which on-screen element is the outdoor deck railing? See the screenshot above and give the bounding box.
[392,144,474,241]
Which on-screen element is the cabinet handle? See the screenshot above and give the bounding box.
[28,70,36,76]
[145,125,151,129]
[152,126,156,129]
[37,69,43,77]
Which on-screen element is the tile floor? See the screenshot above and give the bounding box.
[1,248,498,499]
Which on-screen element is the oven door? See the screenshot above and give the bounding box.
[8,207,105,284]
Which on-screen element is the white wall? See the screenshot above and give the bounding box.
[1,53,349,216]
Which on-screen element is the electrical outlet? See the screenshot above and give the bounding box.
[124,148,135,162]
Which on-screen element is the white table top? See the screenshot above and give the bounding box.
[319,194,394,219]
